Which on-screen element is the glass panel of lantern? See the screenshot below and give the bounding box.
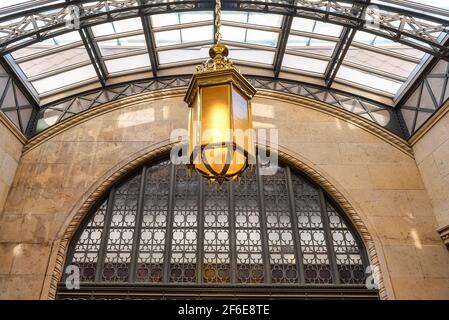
[188,82,255,183]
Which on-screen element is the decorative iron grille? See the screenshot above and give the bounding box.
[59,156,374,299]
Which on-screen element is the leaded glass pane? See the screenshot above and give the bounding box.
[203,182,230,283]
[102,174,140,282]
[326,201,366,284]
[136,161,170,282]
[234,169,264,284]
[291,172,332,284]
[169,165,198,283]
[263,166,298,284]
[72,200,106,282]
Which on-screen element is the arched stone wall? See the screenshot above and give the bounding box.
[1,89,447,300]
[46,143,387,299]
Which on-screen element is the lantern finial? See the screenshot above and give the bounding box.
[209,42,228,59]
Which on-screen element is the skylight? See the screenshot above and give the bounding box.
[0,1,446,100]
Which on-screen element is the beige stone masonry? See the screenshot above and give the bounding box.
[0,90,448,300]
[410,101,449,248]
[0,113,25,214]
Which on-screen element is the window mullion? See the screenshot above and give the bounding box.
[162,163,176,283]
[285,167,306,284]
[318,189,340,284]
[95,187,116,282]
[255,158,271,284]
[228,181,237,284]
[128,167,147,283]
[196,176,204,284]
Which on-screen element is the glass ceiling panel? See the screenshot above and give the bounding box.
[352,31,425,59]
[372,0,449,12]
[7,30,92,95]
[227,46,275,65]
[222,11,283,28]
[182,26,212,43]
[104,53,151,74]
[404,0,449,8]
[282,54,329,74]
[11,31,83,59]
[0,0,29,7]
[41,32,82,46]
[158,45,275,66]
[10,46,47,60]
[151,11,213,28]
[11,31,82,59]
[0,0,64,10]
[154,30,181,47]
[97,34,147,56]
[221,26,278,47]
[291,18,343,37]
[17,46,90,78]
[286,35,336,57]
[31,65,98,94]
[344,46,418,78]
[154,26,213,47]
[336,65,403,94]
[92,18,143,37]
[158,46,209,65]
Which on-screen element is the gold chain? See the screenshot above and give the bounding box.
[214,0,222,43]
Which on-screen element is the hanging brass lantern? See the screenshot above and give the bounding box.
[184,0,256,185]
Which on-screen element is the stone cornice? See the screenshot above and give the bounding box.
[0,112,27,145]
[24,87,413,158]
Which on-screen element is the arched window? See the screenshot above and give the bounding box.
[58,157,377,299]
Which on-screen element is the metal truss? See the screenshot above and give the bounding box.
[0,57,36,135]
[139,9,159,77]
[248,76,404,136]
[32,76,191,134]
[0,0,447,138]
[399,59,449,137]
[324,0,369,87]
[79,27,108,87]
[273,3,294,78]
[30,75,404,137]
[0,0,447,58]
